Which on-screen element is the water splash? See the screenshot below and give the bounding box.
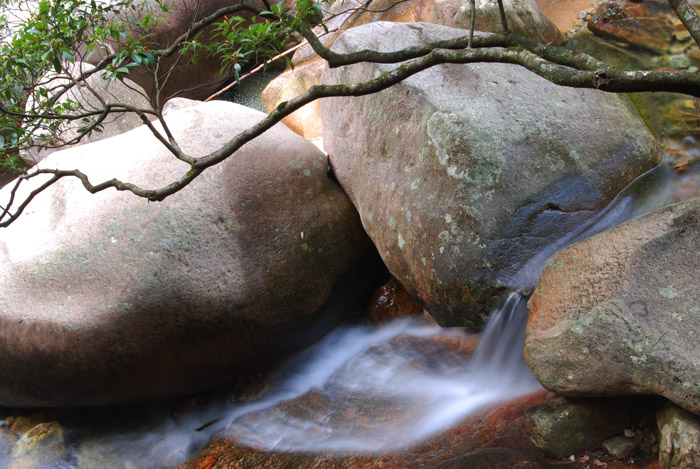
[510,161,676,291]
[61,298,539,466]
[18,155,687,466]
[219,299,540,453]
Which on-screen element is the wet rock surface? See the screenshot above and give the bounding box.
[525,196,700,415]
[9,422,67,469]
[587,6,674,54]
[365,277,425,325]
[321,21,661,326]
[180,390,549,468]
[524,394,657,459]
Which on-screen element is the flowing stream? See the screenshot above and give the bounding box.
[67,294,542,467]
[5,158,691,468]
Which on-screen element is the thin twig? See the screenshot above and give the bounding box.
[469,0,475,49]
[204,41,307,102]
[496,0,509,34]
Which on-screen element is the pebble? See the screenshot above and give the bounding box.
[670,42,689,55]
[668,54,692,69]
[675,30,692,43]
[578,10,589,19]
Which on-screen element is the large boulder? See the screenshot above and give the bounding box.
[262,0,465,139]
[86,0,294,102]
[525,197,700,415]
[454,0,564,45]
[0,100,375,407]
[658,402,700,469]
[320,21,662,326]
[21,63,153,166]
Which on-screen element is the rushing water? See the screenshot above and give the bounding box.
[58,296,540,467]
[5,158,686,468]
[221,295,540,453]
[75,161,694,467]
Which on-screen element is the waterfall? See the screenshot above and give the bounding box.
[39,161,686,466]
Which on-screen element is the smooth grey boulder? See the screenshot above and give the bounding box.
[525,197,700,415]
[321,21,662,326]
[0,100,375,407]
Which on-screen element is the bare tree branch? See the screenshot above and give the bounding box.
[670,0,700,48]
[4,0,700,228]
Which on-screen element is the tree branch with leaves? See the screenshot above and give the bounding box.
[1,0,699,228]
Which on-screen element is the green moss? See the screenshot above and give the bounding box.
[626,93,663,139]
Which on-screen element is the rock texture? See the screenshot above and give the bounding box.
[262,60,325,139]
[9,422,67,469]
[365,277,425,325]
[525,396,632,458]
[262,0,465,138]
[181,390,549,468]
[658,402,700,469]
[321,21,662,325]
[0,100,375,407]
[454,0,564,44]
[525,196,700,415]
[86,0,294,101]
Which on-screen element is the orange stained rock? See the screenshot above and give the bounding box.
[536,0,596,32]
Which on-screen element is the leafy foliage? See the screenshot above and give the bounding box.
[0,0,324,172]
[210,0,326,80]
[0,0,151,169]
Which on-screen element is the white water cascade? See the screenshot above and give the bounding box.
[219,293,540,452]
[65,295,541,467]
[18,161,684,467]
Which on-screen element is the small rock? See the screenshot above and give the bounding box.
[578,10,588,19]
[669,42,689,55]
[625,428,636,438]
[9,422,67,469]
[0,428,18,457]
[675,30,692,42]
[9,414,51,436]
[657,402,700,469]
[525,397,632,458]
[603,434,639,459]
[366,277,424,325]
[687,47,700,68]
[661,54,692,69]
